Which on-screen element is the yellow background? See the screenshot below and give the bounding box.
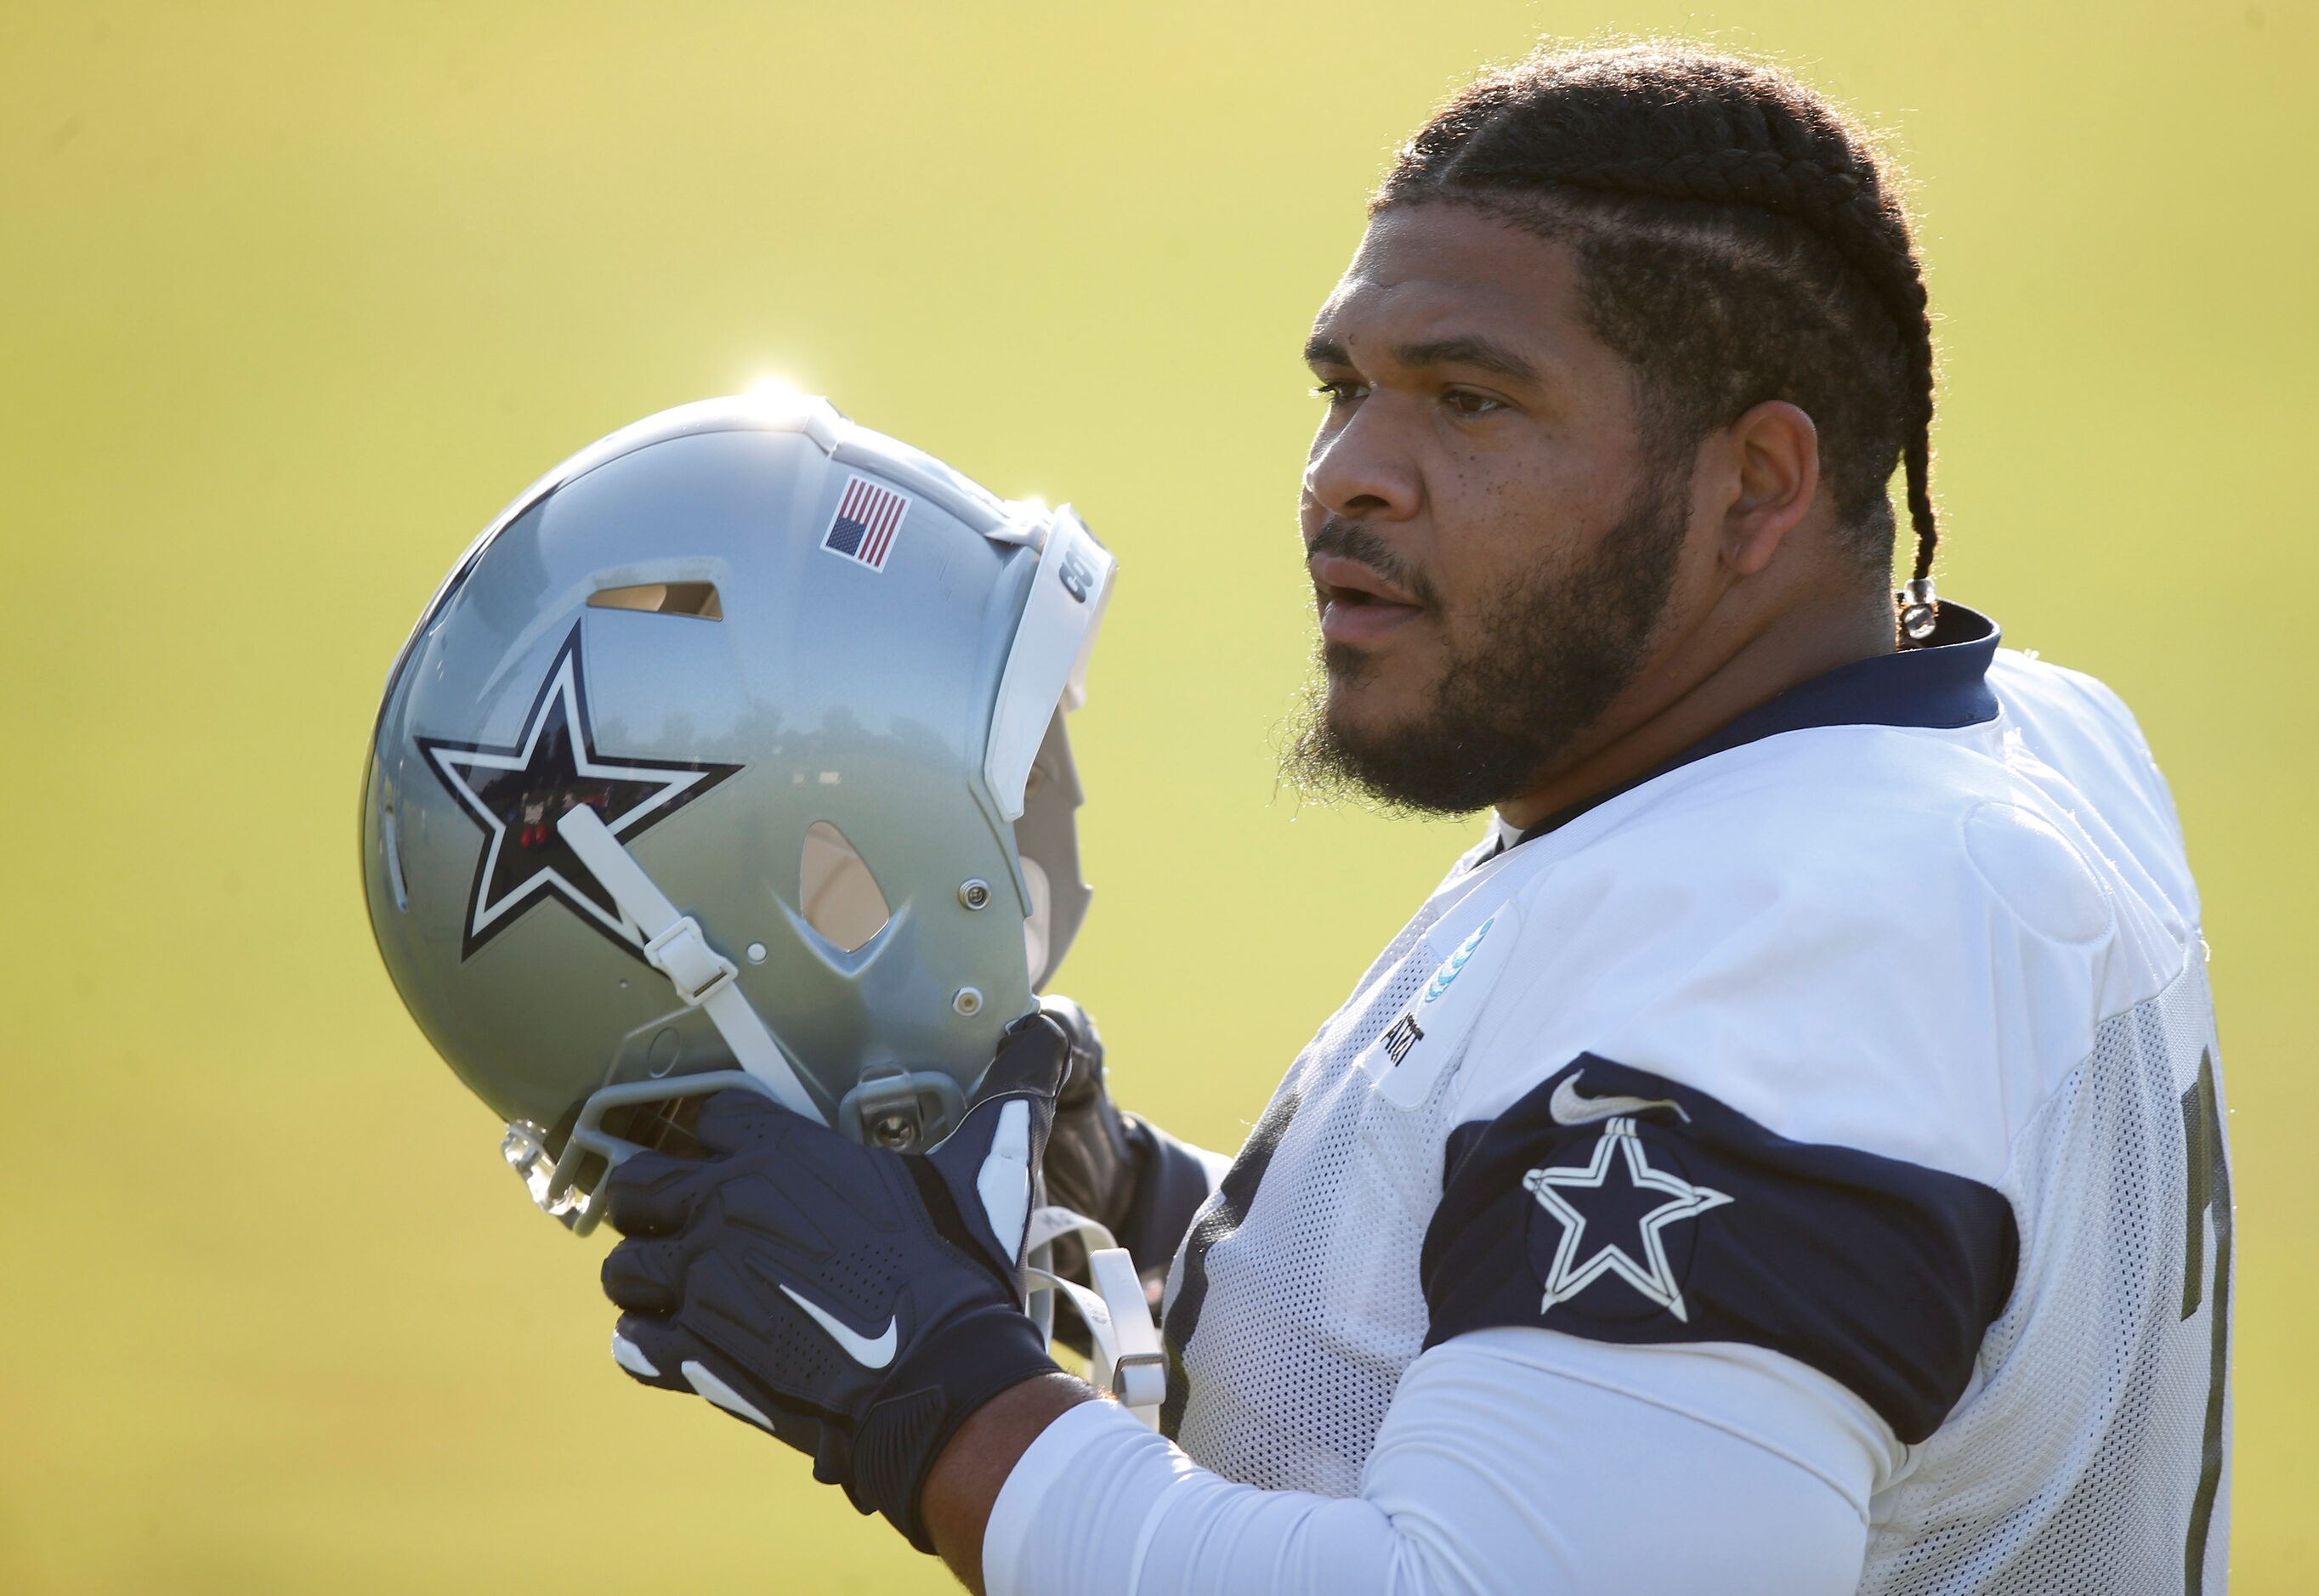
[3,2,2310,1588]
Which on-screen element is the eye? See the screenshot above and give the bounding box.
[1312,378,1368,406]
[1441,388,1505,417]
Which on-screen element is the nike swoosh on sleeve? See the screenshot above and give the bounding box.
[1548,1071,1689,1127]
[780,1283,899,1368]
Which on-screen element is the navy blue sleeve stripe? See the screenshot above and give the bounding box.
[1421,1055,2017,1445]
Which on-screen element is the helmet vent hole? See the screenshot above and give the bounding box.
[800,821,890,954]
[587,581,723,620]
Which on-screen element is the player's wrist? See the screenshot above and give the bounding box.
[881,1299,1071,1540]
[923,1369,1100,1590]
[839,1287,1063,1548]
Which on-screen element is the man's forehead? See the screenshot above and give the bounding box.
[1311,207,1589,361]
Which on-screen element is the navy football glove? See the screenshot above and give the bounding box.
[598,1011,1068,1551]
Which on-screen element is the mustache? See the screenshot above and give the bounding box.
[1304,516,1440,609]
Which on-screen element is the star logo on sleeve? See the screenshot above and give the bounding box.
[418,624,740,959]
[1522,1117,1732,1322]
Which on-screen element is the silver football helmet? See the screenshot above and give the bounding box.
[360,393,1116,1233]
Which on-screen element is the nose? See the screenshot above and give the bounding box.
[1303,402,1420,527]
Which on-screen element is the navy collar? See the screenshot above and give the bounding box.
[1500,603,2002,853]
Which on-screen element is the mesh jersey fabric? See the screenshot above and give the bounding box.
[1858,958,2230,1593]
[1163,900,1459,1491]
[1158,637,2231,1593]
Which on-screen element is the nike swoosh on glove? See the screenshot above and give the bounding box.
[599,1011,1069,1552]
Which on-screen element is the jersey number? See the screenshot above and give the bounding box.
[2180,1048,2231,1596]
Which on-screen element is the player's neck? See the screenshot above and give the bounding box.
[1494,587,1897,835]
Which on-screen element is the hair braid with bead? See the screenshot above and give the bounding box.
[1377,45,1942,636]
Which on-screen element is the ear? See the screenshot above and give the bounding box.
[1716,400,1822,576]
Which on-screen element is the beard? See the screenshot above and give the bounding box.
[1284,475,1689,818]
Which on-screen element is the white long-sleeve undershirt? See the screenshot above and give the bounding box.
[984,1327,1898,1596]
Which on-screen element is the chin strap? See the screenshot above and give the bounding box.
[555,804,824,1122]
[1025,1205,1167,1427]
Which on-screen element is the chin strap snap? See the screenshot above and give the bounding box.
[1024,1205,1166,1428]
[556,804,824,1123]
[1898,576,1940,645]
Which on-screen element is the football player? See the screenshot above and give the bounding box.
[596,44,2231,1594]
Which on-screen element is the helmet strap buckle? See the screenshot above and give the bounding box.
[644,914,737,1006]
[556,804,823,1123]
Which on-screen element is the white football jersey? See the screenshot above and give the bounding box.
[1157,608,2231,1594]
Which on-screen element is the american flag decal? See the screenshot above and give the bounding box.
[820,475,910,572]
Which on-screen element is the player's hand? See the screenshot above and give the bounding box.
[598,1011,1069,1552]
[1038,995,1142,1238]
[1038,995,1220,1310]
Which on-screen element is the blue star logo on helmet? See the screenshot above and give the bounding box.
[417,623,740,959]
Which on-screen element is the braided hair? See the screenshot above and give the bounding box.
[1376,46,1942,638]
